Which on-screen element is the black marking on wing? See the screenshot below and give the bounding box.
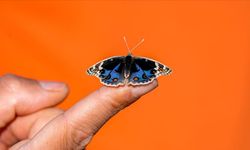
[132,58,157,78]
[128,61,155,85]
[100,62,125,86]
[101,57,124,70]
[87,56,124,75]
[134,57,171,76]
[133,58,157,70]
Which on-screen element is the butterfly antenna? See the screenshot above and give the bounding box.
[130,38,144,53]
[123,36,145,55]
[123,36,131,54]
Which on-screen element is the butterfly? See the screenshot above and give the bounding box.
[86,37,172,87]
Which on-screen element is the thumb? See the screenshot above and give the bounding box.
[19,80,158,150]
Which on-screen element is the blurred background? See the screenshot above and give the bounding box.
[0,1,249,150]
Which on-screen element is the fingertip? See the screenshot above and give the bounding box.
[130,80,158,98]
[96,80,158,109]
[38,81,69,103]
[99,79,158,97]
[37,81,69,109]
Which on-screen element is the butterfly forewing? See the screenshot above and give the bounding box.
[128,57,172,85]
[87,56,126,86]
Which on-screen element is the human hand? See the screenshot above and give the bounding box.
[0,74,157,150]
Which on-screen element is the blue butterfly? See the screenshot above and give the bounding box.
[87,37,172,87]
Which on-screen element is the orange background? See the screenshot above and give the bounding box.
[0,1,249,150]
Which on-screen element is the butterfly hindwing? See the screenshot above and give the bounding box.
[128,62,153,85]
[128,57,172,85]
[87,56,125,86]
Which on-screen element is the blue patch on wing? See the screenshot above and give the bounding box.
[128,64,156,85]
[99,63,124,86]
[99,69,112,78]
[144,70,156,78]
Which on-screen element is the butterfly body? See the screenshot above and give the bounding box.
[87,53,172,87]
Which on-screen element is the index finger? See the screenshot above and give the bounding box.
[20,80,158,150]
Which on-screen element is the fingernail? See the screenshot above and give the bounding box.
[39,81,66,91]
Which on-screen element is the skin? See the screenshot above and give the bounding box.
[0,74,158,150]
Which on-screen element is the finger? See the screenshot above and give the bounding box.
[19,80,158,150]
[0,74,69,128]
[9,140,29,150]
[0,108,64,147]
[0,142,7,150]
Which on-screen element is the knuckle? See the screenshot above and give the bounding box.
[62,114,93,149]
[38,108,65,120]
[0,74,21,93]
[48,107,65,115]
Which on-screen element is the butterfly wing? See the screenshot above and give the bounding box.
[128,56,172,85]
[87,56,125,86]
